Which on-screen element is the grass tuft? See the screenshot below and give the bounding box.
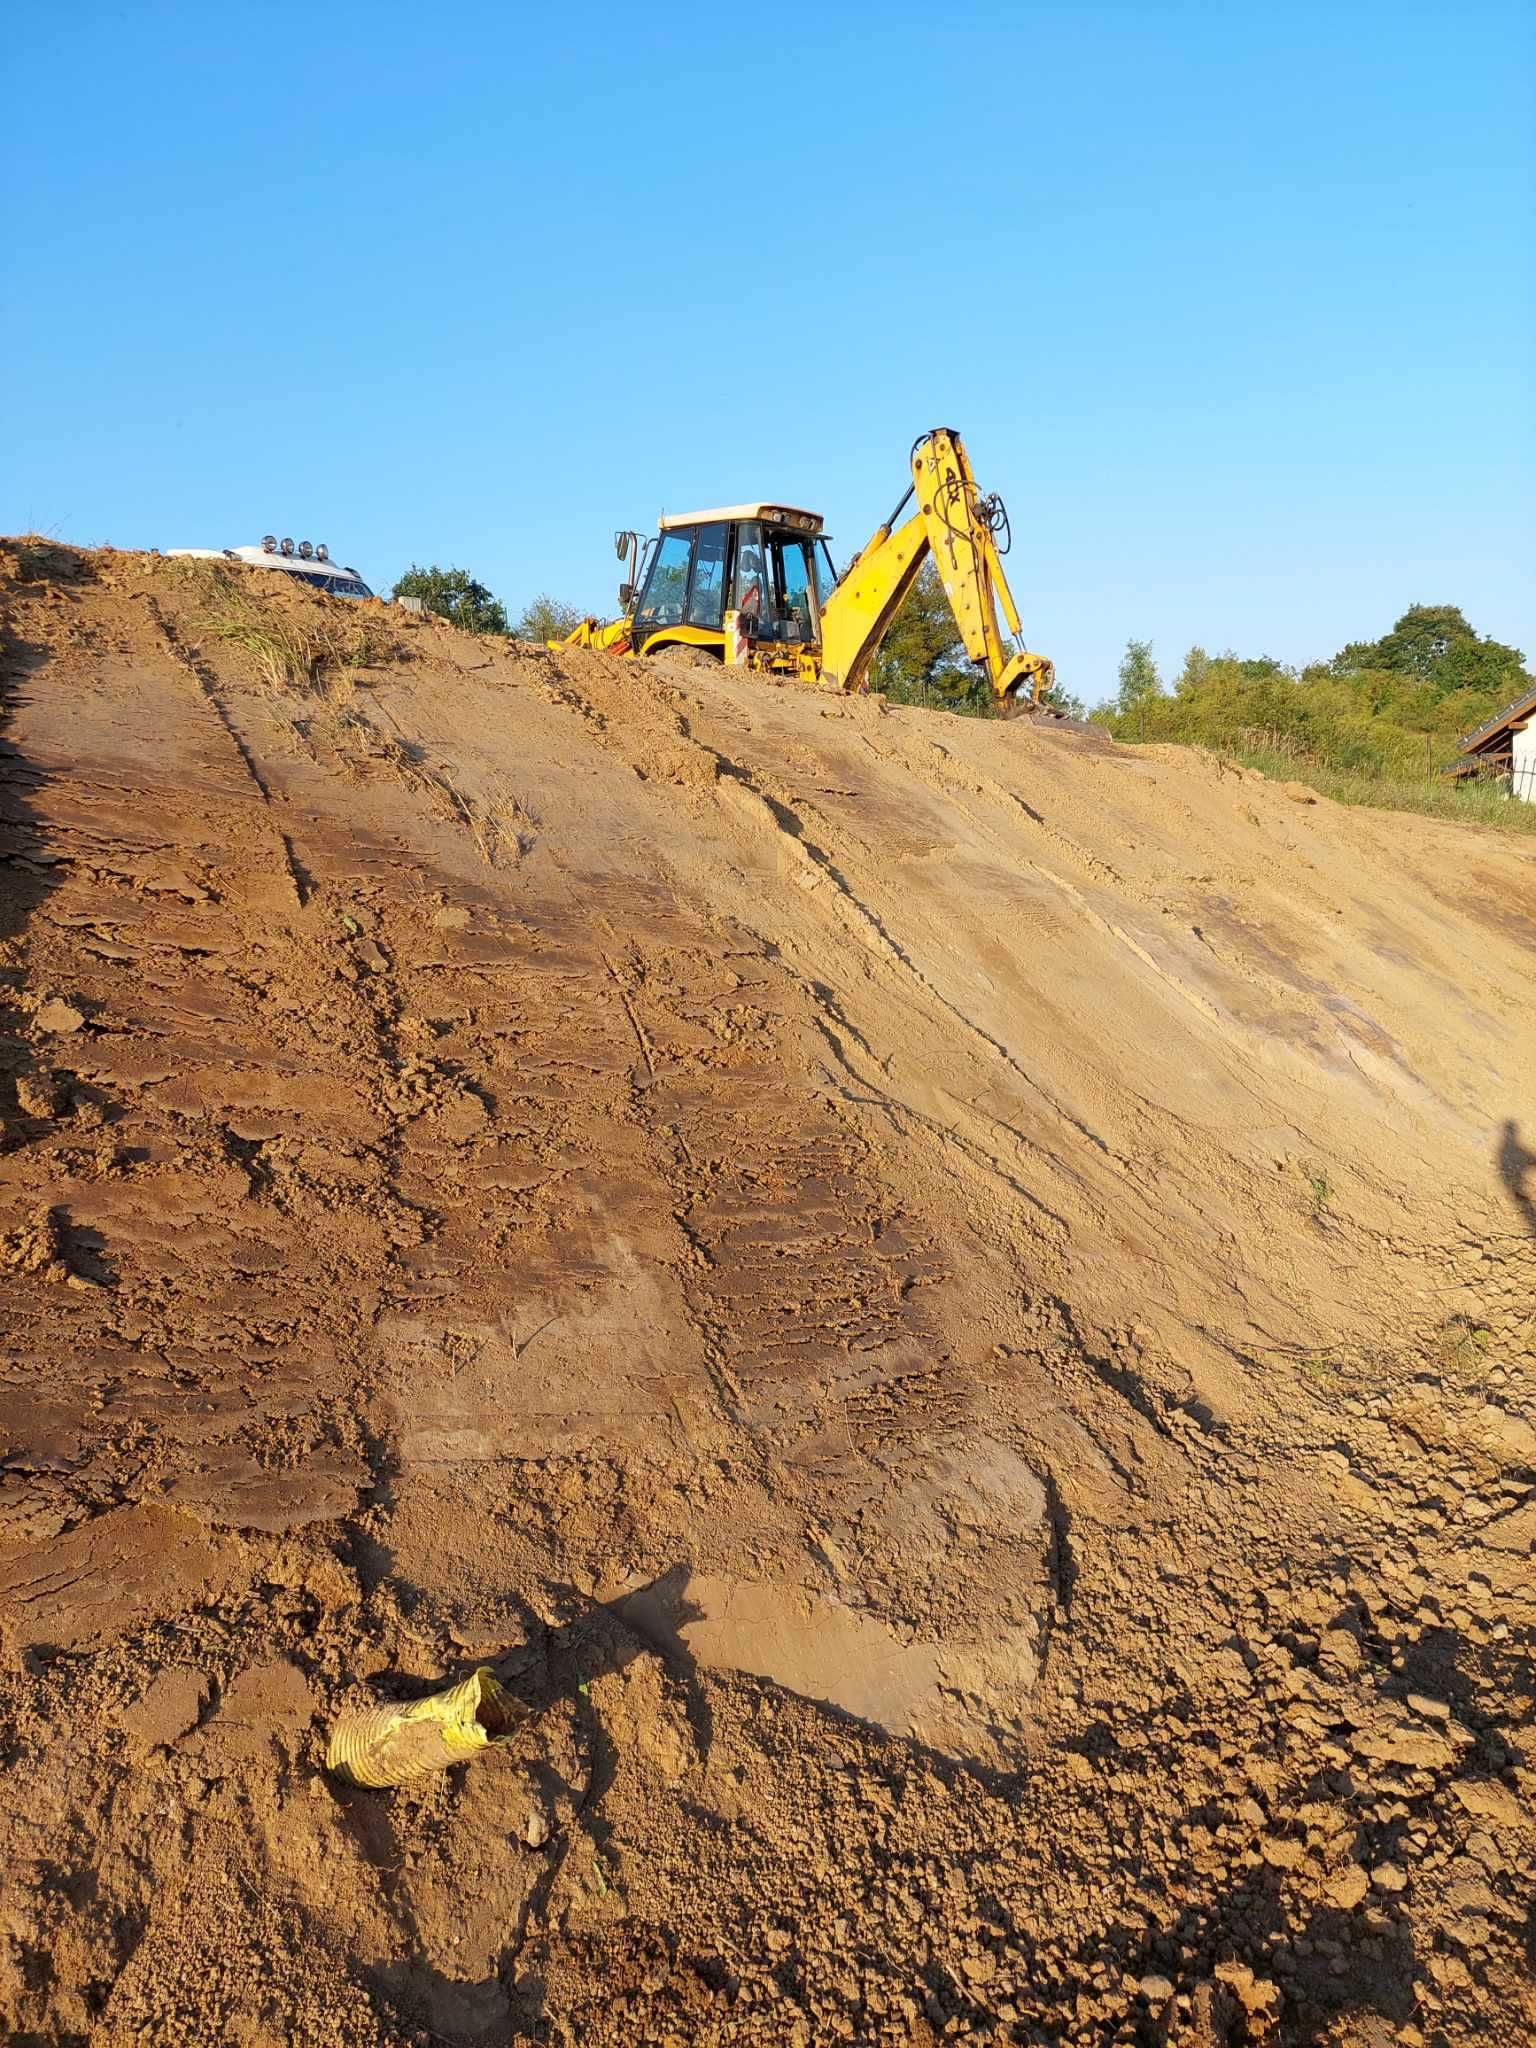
[1432,1315,1489,1384]
[174,560,396,693]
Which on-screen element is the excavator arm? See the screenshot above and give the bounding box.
[818,429,1055,710]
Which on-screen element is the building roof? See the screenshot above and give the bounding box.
[1460,680,1536,756]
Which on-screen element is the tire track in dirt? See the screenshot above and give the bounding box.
[141,588,313,908]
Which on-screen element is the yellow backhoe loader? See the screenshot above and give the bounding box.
[559,428,1056,714]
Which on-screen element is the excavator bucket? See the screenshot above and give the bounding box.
[995,651,1057,716]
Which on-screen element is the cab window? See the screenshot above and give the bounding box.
[772,536,813,637]
[734,521,768,625]
[686,522,728,628]
[814,540,839,604]
[637,532,691,626]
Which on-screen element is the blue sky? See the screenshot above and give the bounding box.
[6,2,1532,700]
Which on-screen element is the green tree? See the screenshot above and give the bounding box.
[1175,645,1212,696]
[874,560,1066,718]
[514,593,587,644]
[872,562,969,704]
[1333,603,1527,703]
[391,564,508,635]
[1114,639,1162,715]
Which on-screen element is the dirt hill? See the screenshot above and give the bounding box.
[1,538,1532,2046]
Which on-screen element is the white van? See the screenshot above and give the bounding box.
[167,535,374,600]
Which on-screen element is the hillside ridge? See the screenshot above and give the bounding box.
[0,539,1532,2046]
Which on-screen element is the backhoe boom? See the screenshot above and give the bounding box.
[819,429,1054,709]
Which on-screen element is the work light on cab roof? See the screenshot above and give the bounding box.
[263,535,332,563]
[168,533,371,600]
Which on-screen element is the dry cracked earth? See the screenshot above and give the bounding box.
[0,539,1532,2047]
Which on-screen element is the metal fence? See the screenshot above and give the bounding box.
[1455,756,1536,804]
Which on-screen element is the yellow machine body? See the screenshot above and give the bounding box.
[560,612,634,654]
[556,430,1055,711]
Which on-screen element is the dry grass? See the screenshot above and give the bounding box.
[161,559,533,867]
[467,775,537,864]
[402,761,535,867]
[207,606,395,694]
[166,557,397,693]
[300,698,374,756]
[1224,730,1536,837]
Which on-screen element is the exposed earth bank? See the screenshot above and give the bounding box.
[0,540,1532,2046]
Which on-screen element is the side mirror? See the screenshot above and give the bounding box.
[618,582,634,609]
[614,532,630,561]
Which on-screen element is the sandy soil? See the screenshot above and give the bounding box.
[0,538,1532,2046]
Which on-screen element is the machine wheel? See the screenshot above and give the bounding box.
[656,643,723,671]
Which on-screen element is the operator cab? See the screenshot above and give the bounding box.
[166,535,374,600]
[629,504,839,662]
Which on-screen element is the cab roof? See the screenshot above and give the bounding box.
[658,503,823,535]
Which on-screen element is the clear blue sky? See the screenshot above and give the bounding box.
[7,2,1533,700]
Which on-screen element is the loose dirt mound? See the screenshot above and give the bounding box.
[0,539,1532,2046]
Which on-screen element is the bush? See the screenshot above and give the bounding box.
[514,594,586,644]
[1093,610,1534,834]
[391,565,508,635]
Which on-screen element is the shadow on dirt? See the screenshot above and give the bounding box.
[1099,1578,1529,2047]
[1496,1118,1536,1234]
[0,545,90,1153]
[0,546,117,1318]
[351,1566,709,2046]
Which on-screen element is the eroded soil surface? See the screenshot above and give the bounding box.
[0,540,1532,2046]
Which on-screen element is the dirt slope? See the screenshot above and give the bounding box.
[0,539,1532,2047]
